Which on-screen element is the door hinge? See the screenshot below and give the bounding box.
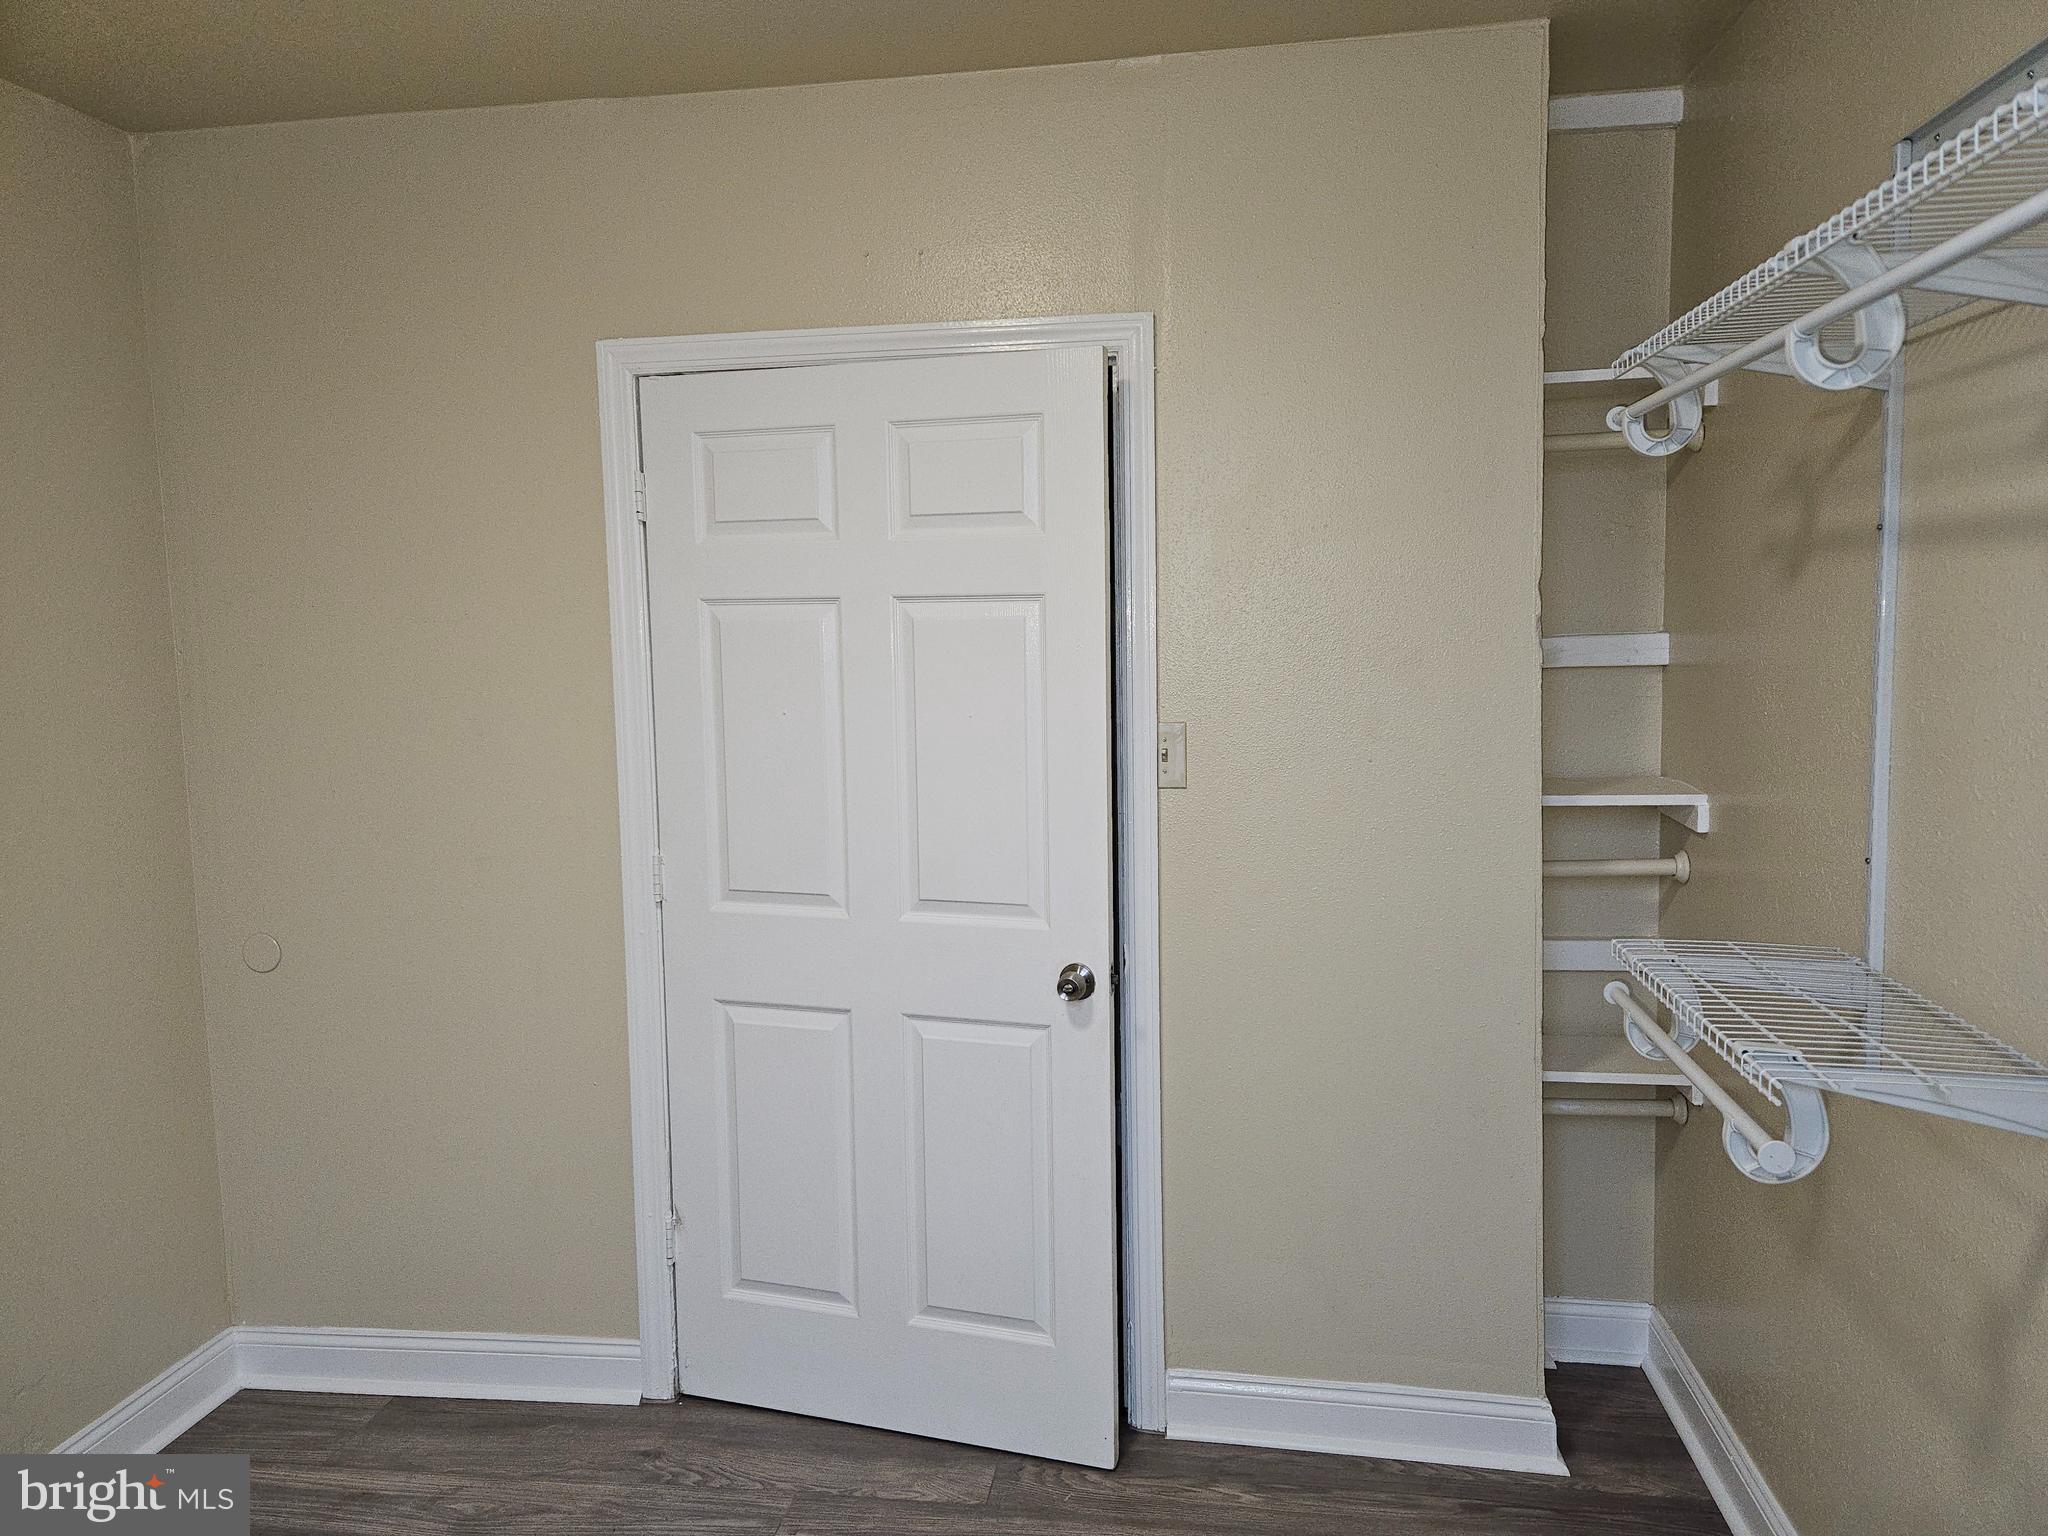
[651,848,666,906]
[633,471,647,523]
[665,1207,681,1266]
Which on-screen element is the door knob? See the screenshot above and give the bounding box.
[1057,962,1096,1001]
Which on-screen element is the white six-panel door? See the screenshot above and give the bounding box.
[639,346,1118,1467]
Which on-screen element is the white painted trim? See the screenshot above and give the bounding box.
[1541,632,1671,669]
[1547,88,1685,132]
[1543,1297,1651,1367]
[596,336,679,1402]
[1540,776,1712,834]
[52,1327,645,1451]
[1106,326,1167,1434]
[1544,367,1647,386]
[52,1330,242,1454]
[237,1327,642,1405]
[55,1316,1794,1536]
[1165,1369,1567,1476]
[1544,368,1721,407]
[594,315,1166,1430]
[1646,1313,1800,1536]
[1546,1301,1800,1535]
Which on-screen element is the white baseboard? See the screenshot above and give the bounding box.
[53,1329,244,1455]
[62,1311,1790,1536]
[53,1327,644,1452]
[1161,1308,1793,1533]
[235,1327,642,1405]
[1545,1296,1652,1366]
[1164,1368,1567,1476]
[1644,1311,1798,1536]
[1545,1299,1795,1534]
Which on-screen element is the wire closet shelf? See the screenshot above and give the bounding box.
[1607,940,2048,1184]
[1604,78,2048,454]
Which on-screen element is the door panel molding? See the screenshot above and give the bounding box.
[596,316,1163,1428]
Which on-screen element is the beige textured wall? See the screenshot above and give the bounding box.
[133,29,1552,1393]
[0,80,229,1452]
[1150,33,1549,1394]
[1537,125,1674,1302]
[1658,2,2048,1530]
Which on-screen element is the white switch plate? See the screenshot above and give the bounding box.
[1157,723,1187,789]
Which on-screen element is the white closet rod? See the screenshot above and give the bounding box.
[1622,182,2048,424]
[1602,982,1797,1177]
[1543,1096,1688,1122]
[1544,853,1690,882]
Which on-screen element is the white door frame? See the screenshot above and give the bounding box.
[595,315,1165,1431]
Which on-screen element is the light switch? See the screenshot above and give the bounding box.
[1157,723,1187,789]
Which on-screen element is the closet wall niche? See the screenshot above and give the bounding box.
[1538,118,1691,1307]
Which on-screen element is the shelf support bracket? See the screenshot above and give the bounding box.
[1606,981,1831,1184]
[1783,243,1905,391]
[1607,358,1703,457]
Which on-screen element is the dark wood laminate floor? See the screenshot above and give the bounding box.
[167,1365,1729,1534]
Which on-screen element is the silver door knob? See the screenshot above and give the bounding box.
[1057,962,1096,1001]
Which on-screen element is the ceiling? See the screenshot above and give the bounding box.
[0,0,1747,134]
